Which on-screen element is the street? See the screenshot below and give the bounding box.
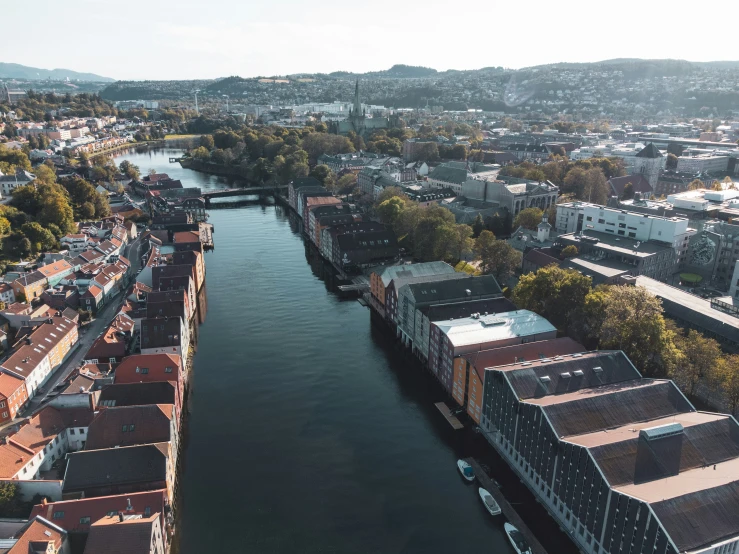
[18,235,145,417]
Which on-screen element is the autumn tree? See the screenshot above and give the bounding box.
[513,207,543,230]
[670,329,723,397]
[561,245,578,258]
[376,197,407,228]
[21,222,56,253]
[336,173,356,193]
[376,186,407,205]
[474,231,522,281]
[309,165,336,190]
[596,286,678,376]
[718,355,739,414]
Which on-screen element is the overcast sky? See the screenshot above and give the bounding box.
[8,0,739,81]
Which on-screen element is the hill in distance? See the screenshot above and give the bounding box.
[0,63,114,82]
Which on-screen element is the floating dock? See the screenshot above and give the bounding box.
[434,402,464,430]
[465,457,549,554]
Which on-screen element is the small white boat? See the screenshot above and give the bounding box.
[505,522,532,554]
[478,487,501,516]
[457,459,475,482]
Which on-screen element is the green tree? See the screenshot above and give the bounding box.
[119,160,140,181]
[0,482,24,517]
[476,238,521,282]
[513,265,592,331]
[513,207,543,230]
[0,144,32,173]
[21,222,56,253]
[376,186,407,205]
[622,182,635,200]
[472,213,485,237]
[376,197,407,228]
[213,130,241,149]
[336,173,356,193]
[309,165,336,190]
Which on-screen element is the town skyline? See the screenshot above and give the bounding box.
[8,0,739,80]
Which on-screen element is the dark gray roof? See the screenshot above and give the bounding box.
[63,444,167,493]
[543,380,692,437]
[98,382,176,407]
[652,483,739,552]
[406,275,502,305]
[290,177,322,189]
[507,351,640,400]
[336,230,398,251]
[427,165,469,184]
[636,143,662,158]
[419,297,517,321]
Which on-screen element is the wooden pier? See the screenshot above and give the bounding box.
[434,402,464,430]
[465,457,549,554]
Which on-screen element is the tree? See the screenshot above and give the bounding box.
[411,142,439,162]
[666,153,678,169]
[622,182,634,200]
[191,146,210,161]
[671,329,723,397]
[21,222,56,253]
[376,186,407,205]
[596,286,678,376]
[213,130,241,150]
[472,213,485,237]
[711,180,723,191]
[473,230,497,271]
[475,236,523,282]
[0,482,24,517]
[513,207,543,230]
[199,135,215,149]
[33,164,57,187]
[376,197,407,228]
[561,245,578,259]
[718,355,739,414]
[688,179,704,190]
[309,165,336,190]
[119,160,140,181]
[336,173,356,193]
[513,265,592,332]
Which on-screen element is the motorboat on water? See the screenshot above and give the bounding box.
[457,459,475,482]
[504,522,532,554]
[478,487,501,516]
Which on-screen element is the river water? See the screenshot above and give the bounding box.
[113,147,577,554]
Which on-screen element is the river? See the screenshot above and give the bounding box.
[113,147,578,554]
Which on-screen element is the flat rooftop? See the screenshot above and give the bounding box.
[434,310,556,348]
[463,338,585,379]
[564,256,633,278]
[615,455,739,504]
[563,411,727,448]
[558,230,672,257]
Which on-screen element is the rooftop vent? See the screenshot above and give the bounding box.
[521,362,532,366]
[573,370,584,377]
[540,375,551,383]
[592,366,603,373]
[640,422,684,441]
[560,372,571,379]
[571,353,583,358]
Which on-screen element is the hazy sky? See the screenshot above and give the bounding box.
[7,0,739,80]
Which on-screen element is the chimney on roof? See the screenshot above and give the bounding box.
[126,498,133,511]
[118,512,124,522]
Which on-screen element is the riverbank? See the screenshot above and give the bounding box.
[179,157,249,178]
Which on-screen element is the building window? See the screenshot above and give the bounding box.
[80,516,91,524]
[70,429,76,435]
[165,367,173,373]
[53,511,64,519]
[122,425,128,432]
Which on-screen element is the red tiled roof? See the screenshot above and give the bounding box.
[85,314,134,360]
[173,231,200,244]
[37,260,73,279]
[8,517,65,554]
[0,373,25,398]
[29,490,167,534]
[83,513,160,554]
[114,354,182,385]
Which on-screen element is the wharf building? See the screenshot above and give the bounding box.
[460,348,739,554]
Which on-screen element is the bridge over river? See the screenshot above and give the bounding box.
[202,185,288,205]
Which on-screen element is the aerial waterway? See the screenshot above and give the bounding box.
[114,147,578,554]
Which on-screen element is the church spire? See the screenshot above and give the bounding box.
[353,79,362,115]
